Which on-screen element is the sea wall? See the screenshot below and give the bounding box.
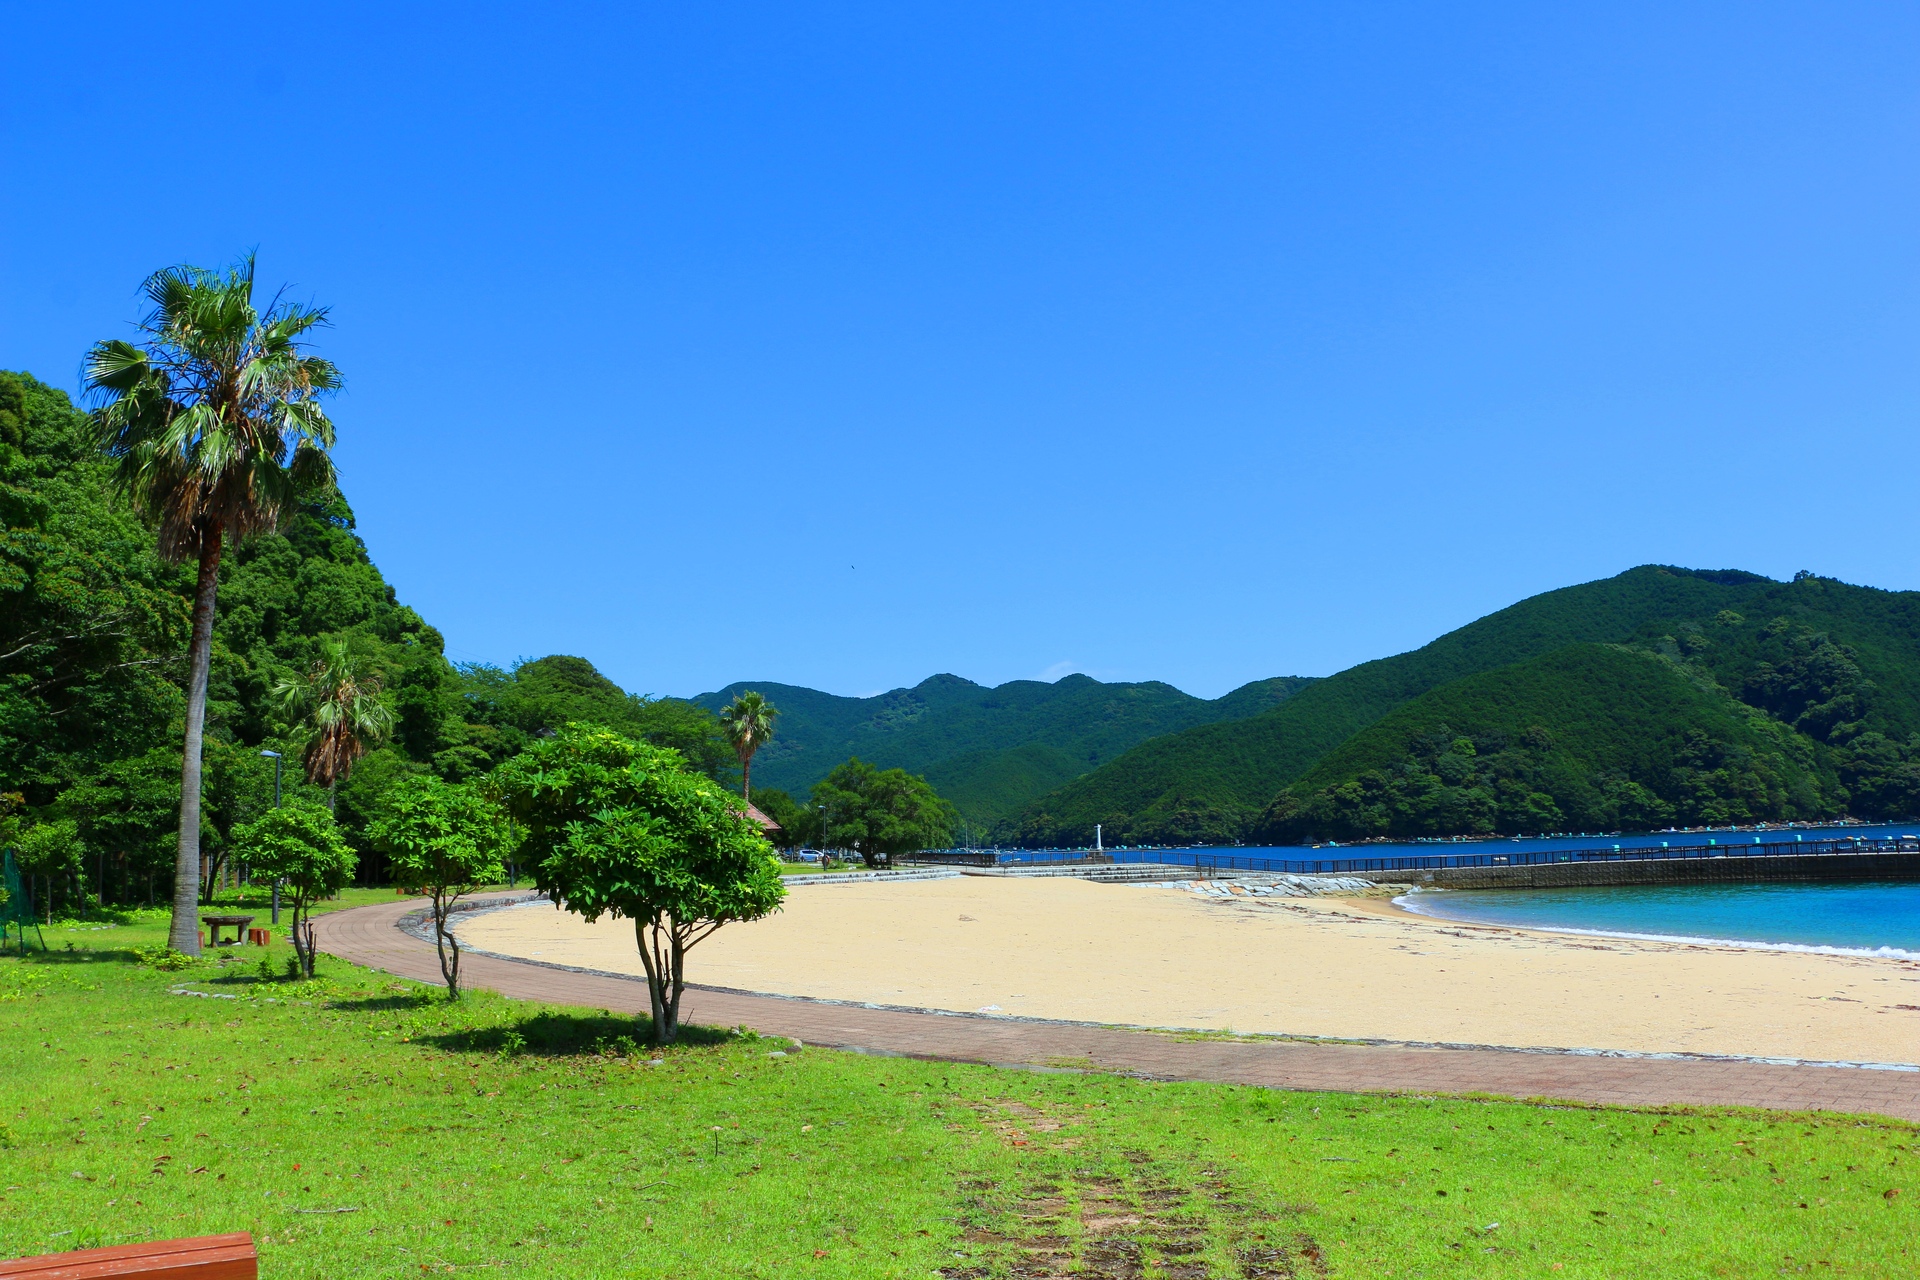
[1356,850,1920,890]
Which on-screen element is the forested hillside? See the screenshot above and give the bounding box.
[1006,567,1920,845]
[1257,644,1833,842]
[0,371,731,903]
[693,672,1312,824]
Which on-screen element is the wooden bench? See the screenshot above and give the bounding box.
[0,1233,256,1278]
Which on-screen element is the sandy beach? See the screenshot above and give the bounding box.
[453,876,1920,1065]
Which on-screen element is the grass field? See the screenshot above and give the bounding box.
[2,909,1914,1278]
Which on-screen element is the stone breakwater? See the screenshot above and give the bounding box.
[1356,849,1920,890]
[1139,873,1401,898]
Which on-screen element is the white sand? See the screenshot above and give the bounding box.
[453,876,1920,1064]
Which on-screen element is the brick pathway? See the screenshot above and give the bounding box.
[313,895,1920,1122]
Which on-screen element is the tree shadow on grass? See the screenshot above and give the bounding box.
[326,992,441,1012]
[16,946,145,966]
[17,943,278,972]
[417,1008,736,1057]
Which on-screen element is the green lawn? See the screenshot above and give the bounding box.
[3,911,1914,1278]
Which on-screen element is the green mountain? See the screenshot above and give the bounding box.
[1005,566,1920,845]
[1258,643,1833,842]
[692,673,1314,825]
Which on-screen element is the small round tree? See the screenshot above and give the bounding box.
[490,724,785,1044]
[368,776,513,1000]
[810,757,956,867]
[235,803,356,978]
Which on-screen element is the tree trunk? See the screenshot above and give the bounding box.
[432,889,462,999]
[742,753,752,802]
[289,900,317,978]
[170,526,223,954]
[635,915,676,1045]
[664,926,686,1039]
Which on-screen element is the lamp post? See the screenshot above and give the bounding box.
[259,750,283,925]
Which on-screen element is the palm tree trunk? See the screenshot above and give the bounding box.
[169,526,223,955]
[742,754,752,802]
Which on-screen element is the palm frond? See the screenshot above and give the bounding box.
[259,303,331,347]
[83,339,152,395]
[278,640,393,787]
[142,266,204,324]
[284,440,338,493]
[275,403,336,457]
[87,255,342,562]
[720,691,781,760]
[295,356,343,396]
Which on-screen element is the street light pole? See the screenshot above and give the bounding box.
[259,750,283,925]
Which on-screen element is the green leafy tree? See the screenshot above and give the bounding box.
[61,748,190,908]
[0,373,187,805]
[85,259,341,954]
[718,690,779,800]
[810,758,956,867]
[197,740,283,902]
[14,819,84,923]
[490,724,784,1044]
[274,639,394,809]
[368,776,513,999]
[235,803,356,977]
[455,656,736,781]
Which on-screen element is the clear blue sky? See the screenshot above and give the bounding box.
[6,4,1918,699]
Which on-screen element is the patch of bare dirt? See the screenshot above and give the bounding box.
[939,1125,1326,1280]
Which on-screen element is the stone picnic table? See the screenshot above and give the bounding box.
[200,914,255,946]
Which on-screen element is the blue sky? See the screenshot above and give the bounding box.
[6,4,1919,699]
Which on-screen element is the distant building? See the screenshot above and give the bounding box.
[742,803,782,838]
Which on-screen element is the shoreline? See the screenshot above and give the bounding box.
[1371,886,1920,962]
[453,875,1920,1065]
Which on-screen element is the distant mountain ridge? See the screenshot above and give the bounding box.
[690,672,1315,824]
[1004,566,1920,845]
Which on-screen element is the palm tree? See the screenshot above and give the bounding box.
[274,641,394,807]
[86,257,340,955]
[718,691,779,801]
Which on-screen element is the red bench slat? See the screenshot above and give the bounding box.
[0,1234,256,1280]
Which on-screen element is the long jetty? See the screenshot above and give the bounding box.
[912,833,1920,889]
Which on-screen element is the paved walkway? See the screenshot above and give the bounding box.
[313,895,1920,1122]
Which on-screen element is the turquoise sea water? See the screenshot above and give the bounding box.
[1399,880,1920,957]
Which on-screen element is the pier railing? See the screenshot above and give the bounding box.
[901,850,1004,868]
[913,833,1920,877]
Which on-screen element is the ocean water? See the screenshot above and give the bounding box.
[1399,880,1920,957]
